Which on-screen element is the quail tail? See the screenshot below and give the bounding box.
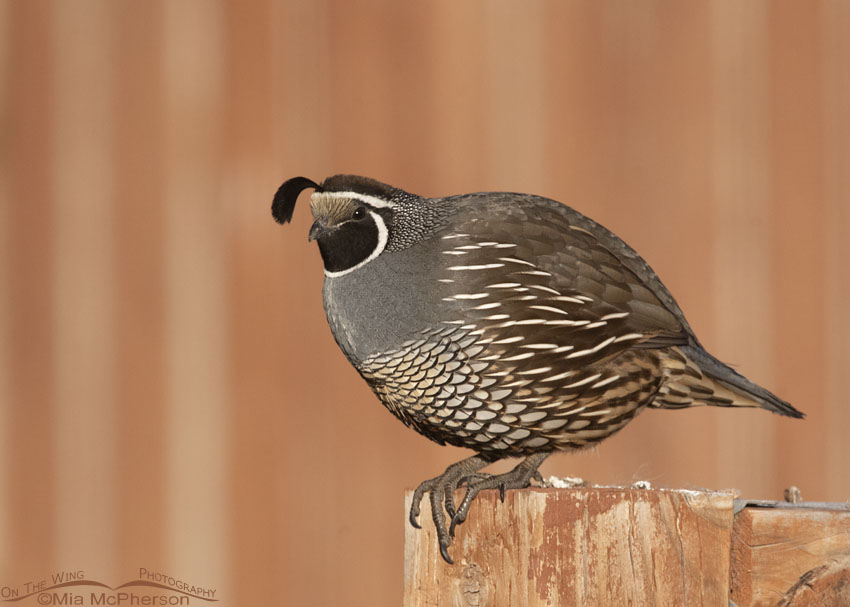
[654,345,804,419]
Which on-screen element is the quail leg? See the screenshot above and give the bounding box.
[449,452,551,537]
[409,454,496,564]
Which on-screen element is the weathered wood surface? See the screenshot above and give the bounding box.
[775,557,850,607]
[731,506,850,607]
[404,487,735,606]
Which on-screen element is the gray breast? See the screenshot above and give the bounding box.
[322,234,450,364]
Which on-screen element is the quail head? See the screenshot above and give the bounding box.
[272,174,803,564]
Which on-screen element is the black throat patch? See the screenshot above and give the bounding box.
[317,216,383,274]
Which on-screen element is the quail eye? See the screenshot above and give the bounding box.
[352,206,367,220]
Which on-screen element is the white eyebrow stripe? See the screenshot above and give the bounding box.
[315,191,397,209]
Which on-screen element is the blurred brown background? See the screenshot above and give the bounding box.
[2,1,849,605]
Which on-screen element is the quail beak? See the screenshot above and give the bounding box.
[308,220,332,242]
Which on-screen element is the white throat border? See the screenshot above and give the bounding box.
[322,209,389,278]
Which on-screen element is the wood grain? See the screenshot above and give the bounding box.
[404,487,734,606]
[776,557,850,607]
[731,507,850,607]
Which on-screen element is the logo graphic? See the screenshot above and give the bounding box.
[1,569,217,605]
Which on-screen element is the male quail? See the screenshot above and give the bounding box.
[272,174,803,564]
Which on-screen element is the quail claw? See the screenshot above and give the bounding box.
[409,486,427,529]
[449,511,466,538]
[408,454,500,563]
[444,490,456,519]
[439,540,454,565]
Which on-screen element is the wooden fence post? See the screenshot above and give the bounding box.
[403,487,850,607]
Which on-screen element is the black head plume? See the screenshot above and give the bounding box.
[272,177,323,224]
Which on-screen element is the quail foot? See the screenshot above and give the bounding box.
[272,175,803,564]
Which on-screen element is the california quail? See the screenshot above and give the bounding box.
[272,174,803,564]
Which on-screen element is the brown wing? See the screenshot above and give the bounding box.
[435,195,690,369]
